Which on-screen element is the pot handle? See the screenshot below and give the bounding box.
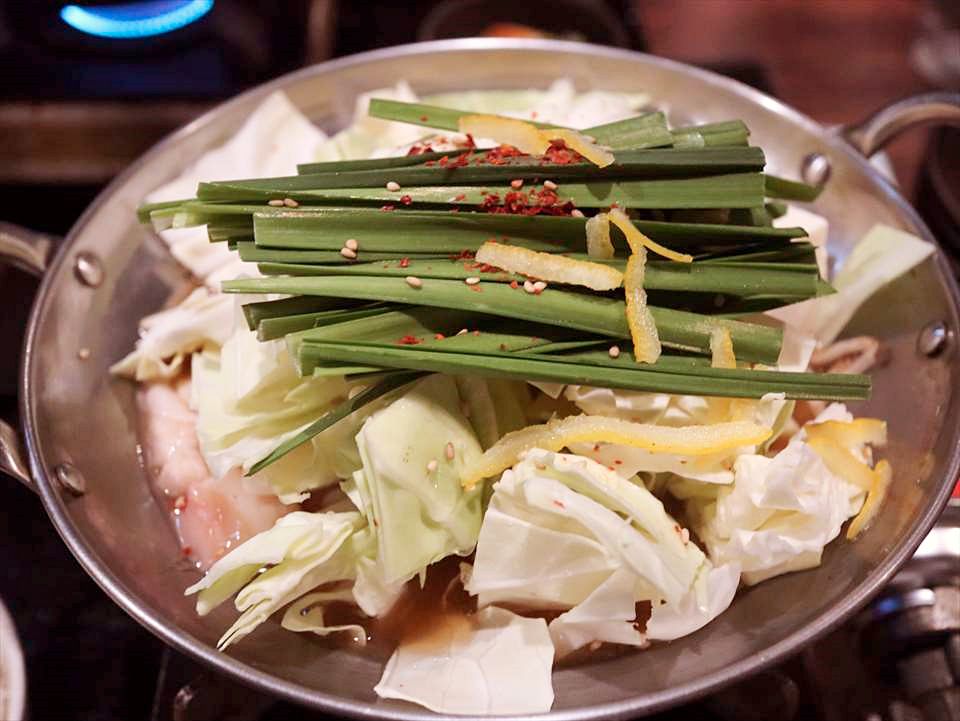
[0,421,33,492]
[0,222,58,493]
[0,221,55,277]
[842,91,960,157]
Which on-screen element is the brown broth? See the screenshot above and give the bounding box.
[367,555,475,652]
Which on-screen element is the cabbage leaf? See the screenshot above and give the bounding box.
[374,606,554,715]
[768,224,935,345]
[689,407,866,585]
[110,287,234,381]
[352,375,484,588]
[184,510,364,648]
[467,449,705,610]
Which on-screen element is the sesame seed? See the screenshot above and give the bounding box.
[456,328,468,336]
[464,276,481,285]
[340,247,357,259]
[386,181,401,192]
[283,197,299,207]
[510,178,523,189]
[523,280,536,294]
[426,459,438,473]
[405,275,423,288]
[608,345,621,359]
[267,199,285,207]
[77,347,91,360]
[532,280,547,292]
[570,209,585,218]
[543,180,558,190]
[445,442,455,460]
[345,238,358,251]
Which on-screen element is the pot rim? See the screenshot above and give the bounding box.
[19,38,960,720]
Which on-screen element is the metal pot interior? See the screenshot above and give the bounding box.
[21,40,960,719]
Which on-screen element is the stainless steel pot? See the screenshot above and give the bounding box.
[1,40,959,719]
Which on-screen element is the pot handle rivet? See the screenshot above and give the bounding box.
[55,462,86,496]
[801,152,832,187]
[74,252,104,288]
[918,320,951,357]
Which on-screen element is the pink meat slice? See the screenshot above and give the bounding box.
[137,379,289,570]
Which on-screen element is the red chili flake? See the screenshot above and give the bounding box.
[484,144,527,165]
[399,194,413,205]
[477,186,574,216]
[498,343,507,351]
[472,330,480,336]
[399,257,410,268]
[181,546,192,557]
[434,333,445,340]
[451,249,476,260]
[406,143,434,156]
[439,155,449,167]
[173,495,187,511]
[609,202,620,209]
[453,193,466,201]
[398,335,422,345]
[510,280,519,289]
[464,133,476,149]
[593,443,601,452]
[445,152,470,168]
[544,139,585,165]
[607,466,616,471]
[614,459,623,465]
[552,500,565,509]
[380,204,395,212]
[478,192,502,211]
[470,285,482,292]
[424,160,436,167]
[419,115,429,121]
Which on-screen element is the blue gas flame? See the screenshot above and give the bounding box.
[60,0,214,39]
